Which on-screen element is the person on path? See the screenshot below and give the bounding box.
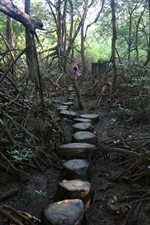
[72,62,81,79]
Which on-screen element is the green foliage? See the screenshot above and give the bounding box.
[14,133,22,140]
[7,146,32,162]
[1,0,150,78]
[35,189,47,196]
[0,14,7,50]
[98,58,109,64]
[109,118,120,124]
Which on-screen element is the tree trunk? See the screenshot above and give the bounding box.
[128,9,132,63]
[81,9,86,76]
[111,0,117,84]
[144,0,150,66]
[6,16,15,74]
[72,79,84,110]
[135,7,145,61]
[0,0,43,33]
[80,0,105,77]
[25,0,45,118]
[57,0,67,71]
[6,16,13,47]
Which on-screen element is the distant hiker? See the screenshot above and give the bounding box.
[72,62,81,79]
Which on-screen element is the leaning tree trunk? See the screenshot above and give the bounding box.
[0,0,43,33]
[25,0,45,118]
[111,0,117,84]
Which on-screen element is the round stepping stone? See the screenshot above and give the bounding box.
[68,86,74,92]
[57,105,68,111]
[72,123,93,133]
[54,180,92,208]
[73,118,92,124]
[72,131,98,145]
[57,143,95,158]
[41,199,84,225]
[80,114,99,123]
[62,101,74,106]
[63,159,91,181]
[59,110,78,119]
[67,96,75,101]
[68,91,75,96]
[70,93,75,97]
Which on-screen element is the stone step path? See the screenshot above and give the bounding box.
[62,101,74,106]
[80,114,99,123]
[41,199,85,225]
[59,109,78,119]
[41,85,99,225]
[54,179,91,208]
[57,105,68,111]
[73,118,92,124]
[72,131,98,145]
[63,159,91,181]
[72,122,93,133]
[57,143,95,158]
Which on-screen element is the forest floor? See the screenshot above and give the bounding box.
[0,77,150,225]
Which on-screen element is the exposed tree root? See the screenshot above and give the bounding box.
[0,205,40,225]
[0,187,20,202]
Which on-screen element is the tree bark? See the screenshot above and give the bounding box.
[0,0,43,33]
[144,0,150,66]
[6,16,13,47]
[72,79,84,110]
[111,0,117,84]
[25,0,45,118]
[134,6,145,61]
[80,0,105,76]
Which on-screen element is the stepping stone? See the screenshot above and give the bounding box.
[68,86,74,92]
[80,114,99,123]
[68,91,75,96]
[57,105,68,111]
[69,93,75,97]
[57,143,95,158]
[72,131,98,145]
[62,101,74,106]
[54,180,92,208]
[72,123,93,133]
[63,159,91,181]
[59,110,78,119]
[73,118,92,124]
[41,199,84,225]
[67,96,75,101]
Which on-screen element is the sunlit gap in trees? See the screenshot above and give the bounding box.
[12,0,45,10]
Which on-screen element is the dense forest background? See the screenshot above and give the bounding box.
[1,0,150,70]
[0,0,150,225]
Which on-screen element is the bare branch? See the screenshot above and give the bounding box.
[0,0,44,34]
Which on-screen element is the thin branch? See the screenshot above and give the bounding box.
[0,47,27,86]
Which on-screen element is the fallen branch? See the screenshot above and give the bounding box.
[0,118,16,145]
[0,204,39,225]
[0,187,20,202]
[89,146,150,161]
[0,152,29,178]
[48,109,66,143]
[0,47,27,86]
[0,206,23,225]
